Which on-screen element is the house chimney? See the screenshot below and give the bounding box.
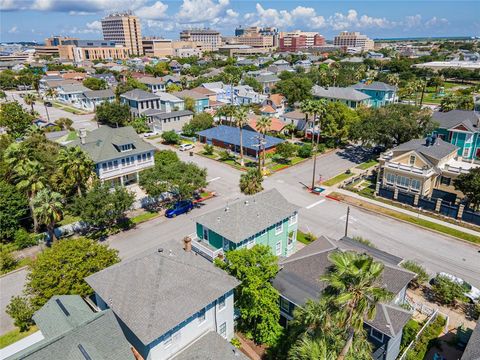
[79,128,87,145]
[183,236,192,252]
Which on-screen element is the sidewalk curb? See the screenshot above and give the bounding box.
[331,193,480,247]
[0,266,28,279]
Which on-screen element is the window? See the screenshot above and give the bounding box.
[102,163,107,170]
[202,227,209,241]
[218,295,226,310]
[164,334,172,348]
[370,328,384,342]
[465,133,473,144]
[275,222,283,235]
[121,158,125,166]
[409,155,416,165]
[219,322,227,338]
[280,297,289,312]
[289,213,297,226]
[440,176,451,186]
[385,173,395,185]
[395,175,410,189]
[463,147,471,158]
[410,179,420,191]
[198,308,206,324]
[276,241,282,255]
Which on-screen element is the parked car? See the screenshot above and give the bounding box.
[44,101,52,107]
[179,143,194,151]
[165,200,194,218]
[143,132,158,138]
[431,272,480,303]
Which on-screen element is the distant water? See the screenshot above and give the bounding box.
[374,36,474,41]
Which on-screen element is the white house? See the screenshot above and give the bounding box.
[79,89,115,111]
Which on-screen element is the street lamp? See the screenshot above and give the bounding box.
[252,134,266,175]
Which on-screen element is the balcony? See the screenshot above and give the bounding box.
[385,161,434,177]
[98,159,154,180]
[190,234,223,262]
[442,159,479,175]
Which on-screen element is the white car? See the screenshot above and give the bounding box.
[436,272,480,303]
[143,132,158,138]
[179,143,194,151]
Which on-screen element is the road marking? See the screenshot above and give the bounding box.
[340,214,358,223]
[207,177,221,183]
[306,199,325,209]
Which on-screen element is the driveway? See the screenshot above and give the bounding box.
[5,91,97,131]
[0,269,27,334]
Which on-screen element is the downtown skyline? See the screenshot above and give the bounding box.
[1,0,480,43]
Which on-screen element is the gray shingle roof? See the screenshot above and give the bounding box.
[138,76,166,85]
[83,89,114,99]
[432,110,479,133]
[338,236,403,266]
[152,110,194,120]
[194,188,299,243]
[173,89,208,100]
[172,331,249,360]
[85,246,239,345]
[462,319,480,360]
[312,85,371,102]
[256,74,280,83]
[120,89,160,101]
[68,126,155,163]
[272,236,414,337]
[392,138,458,162]
[60,84,89,93]
[351,81,397,92]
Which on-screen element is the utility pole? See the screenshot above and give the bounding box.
[344,206,350,237]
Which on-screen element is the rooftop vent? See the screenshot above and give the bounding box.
[158,248,164,253]
[55,299,70,317]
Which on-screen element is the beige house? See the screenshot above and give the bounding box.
[377,137,478,198]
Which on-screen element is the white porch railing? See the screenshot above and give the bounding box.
[443,164,473,174]
[385,161,434,176]
[190,233,223,261]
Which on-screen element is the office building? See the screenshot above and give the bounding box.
[279,31,325,52]
[180,29,222,51]
[333,31,375,52]
[57,40,129,61]
[142,37,202,58]
[34,36,78,58]
[101,12,143,55]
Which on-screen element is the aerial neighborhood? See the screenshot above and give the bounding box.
[1,2,480,360]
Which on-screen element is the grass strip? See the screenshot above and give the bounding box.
[131,212,159,224]
[356,159,379,170]
[0,326,39,349]
[323,172,354,186]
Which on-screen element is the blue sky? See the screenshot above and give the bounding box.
[1,0,479,43]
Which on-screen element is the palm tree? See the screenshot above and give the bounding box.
[300,99,314,140]
[386,73,400,87]
[309,100,327,189]
[56,146,94,196]
[256,116,272,169]
[33,188,63,243]
[45,88,57,100]
[320,251,393,360]
[239,168,263,195]
[235,106,249,166]
[24,93,36,114]
[285,122,296,140]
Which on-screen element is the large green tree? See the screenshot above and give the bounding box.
[182,112,214,136]
[321,102,359,143]
[216,245,282,345]
[33,188,64,243]
[56,146,94,196]
[95,101,131,127]
[24,238,119,308]
[83,77,108,90]
[0,181,28,241]
[235,106,249,166]
[239,168,264,195]
[454,167,480,209]
[0,101,34,138]
[275,76,313,105]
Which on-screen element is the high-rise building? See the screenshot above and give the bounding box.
[333,31,374,52]
[101,11,143,55]
[179,29,222,51]
[279,31,325,52]
[229,26,278,49]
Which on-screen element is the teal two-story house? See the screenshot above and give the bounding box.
[173,90,209,113]
[432,110,480,160]
[192,189,299,261]
[351,81,398,108]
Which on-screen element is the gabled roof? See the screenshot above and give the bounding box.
[83,89,114,100]
[248,117,285,132]
[392,138,458,162]
[432,110,479,133]
[120,89,160,101]
[272,236,415,338]
[260,105,276,114]
[138,76,166,85]
[156,91,184,102]
[59,84,89,93]
[269,93,286,106]
[312,85,371,102]
[173,89,208,100]
[172,331,249,360]
[282,110,306,121]
[256,74,280,83]
[85,246,239,345]
[194,188,298,243]
[190,86,216,96]
[68,126,155,163]
[351,81,397,92]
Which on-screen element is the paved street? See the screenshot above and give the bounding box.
[0,269,27,334]
[1,140,479,335]
[5,91,97,131]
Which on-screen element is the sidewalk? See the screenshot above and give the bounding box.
[332,188,480,238]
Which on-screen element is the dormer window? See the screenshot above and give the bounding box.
[120,144,133,152]
[409,155,415,165]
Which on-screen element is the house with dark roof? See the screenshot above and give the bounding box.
[432,110,480,161]
[196,125,284,158]
[68,126,155,186]
[144,109,194,133]
[378,137,479,198]
[57,83,90,105]
[272,236,415,360]
[85,242,240,360]
[3,295,135,360]
[312,85,372,109]
[280,110,307,131]
[350,81,398,108]
[120,89,163,117]
[192,188,299,261]
[255,74,281,94]
[78,89,115,111]
[138,75,182,93]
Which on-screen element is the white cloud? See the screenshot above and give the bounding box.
[86,20,102,31]
[66,20,102,34]
[404,14,422,28]
[425,16,449,28]
[0,0,24,10]
[226,9,238,18]
[145,20,175,31]
[176,0,230,23]
[28,0,147,12]
[327,9,393,30]
[291,6,325,29]
[245,3,293,28]
[136,1,168,20]
[8,25,18,33]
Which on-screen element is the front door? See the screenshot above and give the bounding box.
[223,238,230,252]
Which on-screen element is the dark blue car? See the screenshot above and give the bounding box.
[165,200,194,218]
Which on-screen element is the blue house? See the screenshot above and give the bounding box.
[197,125,284,158]
[86,243,243,360]
[351,81,398,108]
[432,110,480,160]
[272,236,415,360]
[173,89,209,113]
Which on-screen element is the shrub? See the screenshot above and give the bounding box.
[351,236,377,248]
[14,228,38,250]
[203,144,214,155]
[401,319,421,350]
[401,260,429,287]
[297,144,312,158]
[0,246,17,273]
[161,130,180,144]
[230,337,241,348]
[405,316,446,360]
[317,143,326,153]
[219,150,233,161]
[6,296,35,331]
[432,275,465,305]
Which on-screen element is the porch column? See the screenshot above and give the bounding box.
[457,204,465,220]
[413,194,419,206]
[374,182,380,196]
[435,198,442,212]
[393,188,399,200]
[120,176,124,186]
[136,172,140,182]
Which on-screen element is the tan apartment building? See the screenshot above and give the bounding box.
[101,12,143,55]
[334,31,374,51]
[35,36,78,58]
[142,38,202,58]
[377,137,478,198]
[56,40,129,61]
[180,29,222,51]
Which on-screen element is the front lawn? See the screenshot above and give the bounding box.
[57,213,81,226]
[297,230,316,245]
[131,211,159,224]
[356,159,379,170]
[0,326,39,349]
[322,172,354,186]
